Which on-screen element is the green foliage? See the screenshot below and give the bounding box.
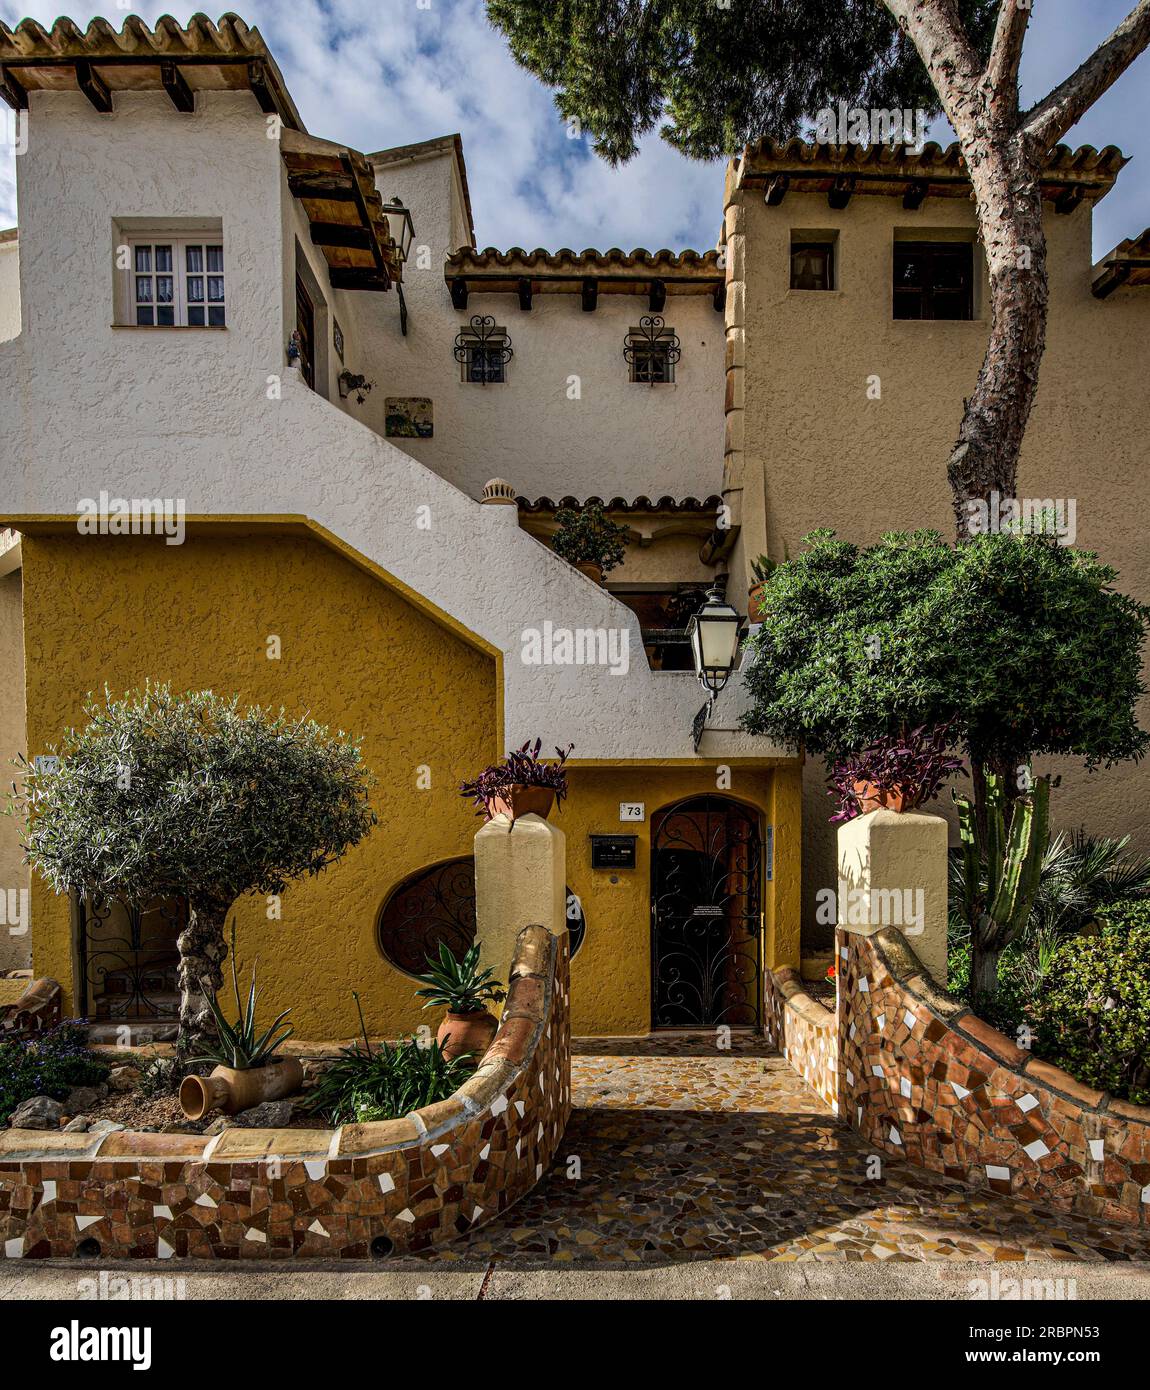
[193,927,293,1070]
[487,1,998,164]
[0,1023,110,1125]
[551,503,630,574]
[1032,902,1150,1104]
[415,942,506,1015]
[741,530,1150,771]
[300,1035,476,1125]
[9,682,377,913]
[135,1055,181,1100]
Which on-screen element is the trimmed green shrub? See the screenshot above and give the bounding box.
[1032,900,1150,1104]
[0,1023,110,1125]
[299,1036,475,1125]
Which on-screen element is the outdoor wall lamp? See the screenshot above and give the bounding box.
[687,584,745,698]
[383,196,416,265]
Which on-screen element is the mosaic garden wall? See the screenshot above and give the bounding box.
[768,926,1150,1227]
[0,926,570,1261]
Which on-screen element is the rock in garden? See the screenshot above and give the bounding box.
[64,1086,104,1113]
[87,1118,126,1135]
[202,1116,233,1135]
[233,1100,294,1128]
[161,1120,203,1135]
[107,1066,140,1093]
[9,1096,64,1129]
[62,1115,91,1133]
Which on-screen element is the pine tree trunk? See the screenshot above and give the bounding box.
[176,900,229,1057]
[947,138,1047,537]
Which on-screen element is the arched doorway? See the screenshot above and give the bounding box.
[650,796,762,1029]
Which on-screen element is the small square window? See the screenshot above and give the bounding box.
[893,242,973,320]
[791,240,835,291]
[121,233,225,327]
[629,344,674,384]
[456,322,512,384]
[624,318,680,384]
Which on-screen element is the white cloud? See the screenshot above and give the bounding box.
[0,0,1146,255]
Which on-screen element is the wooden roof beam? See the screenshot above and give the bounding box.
[903,178,929,210]
[450,278,468,311]
[581,277,598,312]
[75,59,112,114]
[286,172,358,201]
[764,173,789,207]
[828,175,856,210]
[649,278,666,313]
[328,267,389,291]
[1055,185,1086,215]
[0,67,27,111]
[517,277,532,311]
[309,221,372,250]
[160,60,194,113]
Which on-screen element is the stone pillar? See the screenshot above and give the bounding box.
[836,808,948,984]
[473,813,566,1011]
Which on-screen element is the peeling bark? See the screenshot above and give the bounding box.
[176,899,229,1057]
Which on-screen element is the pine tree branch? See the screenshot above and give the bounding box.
[984,0,1031,118]
[1022,0,1150,151]
[881,0,987,136]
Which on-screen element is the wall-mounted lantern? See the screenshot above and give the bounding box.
[383,196,416,265]
[687,584,744,698]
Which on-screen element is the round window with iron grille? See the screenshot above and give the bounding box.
[376,855,585,977]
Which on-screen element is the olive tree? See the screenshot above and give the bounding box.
[488,0,1150,531]
[10,683,376,1054]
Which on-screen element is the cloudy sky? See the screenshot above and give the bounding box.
[1,0,1147,256]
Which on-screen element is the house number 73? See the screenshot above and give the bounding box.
[618,803,645,822]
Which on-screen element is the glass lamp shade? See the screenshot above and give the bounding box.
[687,586,743,695]
[384,198,415,262]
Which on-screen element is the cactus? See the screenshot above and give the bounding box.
[954,771,1050,999]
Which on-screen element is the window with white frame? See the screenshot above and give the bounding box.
[125,237,226,327]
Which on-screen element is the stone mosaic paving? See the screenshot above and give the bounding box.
[410,1037,1150,1267]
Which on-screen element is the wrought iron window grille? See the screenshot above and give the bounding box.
[623,315,681,384]
[454,315,513,383]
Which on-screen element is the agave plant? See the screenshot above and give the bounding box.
[194,925,293,1070]
[415,942,505,1015]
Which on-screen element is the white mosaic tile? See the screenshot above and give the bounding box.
[1089,1139,1105,1161]
[157,1238,174,1260]
[41,1181,56,1204]
[4,1238,23,1259]
[193,1194,217,1209]
[304,1160,327,1180]
[307,1220,329,1238]
[1017,1093,1039,1113]
[986,1165,1011,1181]
[378,1172,395,1194]
[490,1095,508,1116]
[1024,1139,1050,1162]
[75,1215,102,1231]
[951,1081,970,1100]
[903,1009,917,1031]
[900,1077,912,1099]
[245,1228,267,1243]
[889,1127,902,1146]
[152,1205,172,1220]
[871,1064,884,1078]
[431,1143,449,1158]
[396,1208,415,1223]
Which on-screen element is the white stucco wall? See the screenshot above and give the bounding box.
[362,147,726,502]
[0,239,20,341]
[0,90,783,767]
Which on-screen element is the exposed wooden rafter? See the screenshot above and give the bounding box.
[75,59,111,113]
[160,59,194,113]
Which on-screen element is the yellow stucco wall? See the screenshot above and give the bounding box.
[0,566,30,973]
[20,530,499,1039]
[733,188,1150,951]
[561,764,800,1035]
[18,530,802,1038]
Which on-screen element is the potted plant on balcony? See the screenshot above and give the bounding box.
[828,725,965,823]
[415,943,506,1062]
[460,738,573,824]
[178,931,300,1120]
[551,502,629,584]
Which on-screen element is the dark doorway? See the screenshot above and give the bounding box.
[295,273,316,389]
[650,796,762,1028]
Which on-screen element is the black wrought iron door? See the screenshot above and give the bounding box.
[76,894,184,1023]
[651,797,762,1028]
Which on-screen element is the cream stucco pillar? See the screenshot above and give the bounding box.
[837,808,948,984]
[473,813,566,1008]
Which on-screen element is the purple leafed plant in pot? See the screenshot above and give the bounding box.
[460,738,574,825]
[828,726,965,823]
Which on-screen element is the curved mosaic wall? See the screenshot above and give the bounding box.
[0,926,570,1260]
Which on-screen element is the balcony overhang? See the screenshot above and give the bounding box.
[282,131,401,291]
[445,247,725,312]
[738,138,1127,212]
[1093,227,1150,298]
[0,13,302,130]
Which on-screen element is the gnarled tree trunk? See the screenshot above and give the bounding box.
[947,139,1047,536]
[176,898,230,1058]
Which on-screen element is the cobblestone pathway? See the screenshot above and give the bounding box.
[427,1036,1150,1267]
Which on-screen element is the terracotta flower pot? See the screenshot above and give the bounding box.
[575,560,604,585]
[486,784,555,822]
[436,1009,498,1062]
[178,1056,303,1121]
[748,582,768,621]
[853,780,909,815]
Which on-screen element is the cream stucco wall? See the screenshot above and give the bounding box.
[0,564,29,974]
[0,89,785,767]
[734,182,1150,948]
[0,239,19,342]
[356,146,726,503]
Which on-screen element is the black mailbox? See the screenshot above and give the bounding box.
[590,834,637,869]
